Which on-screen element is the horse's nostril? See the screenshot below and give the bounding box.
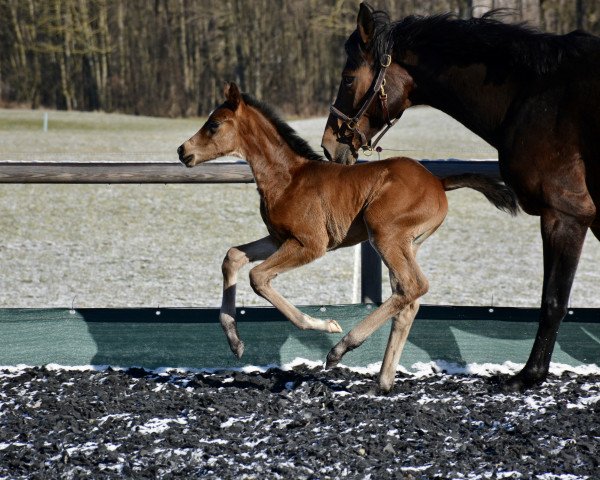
[177,145,183,157]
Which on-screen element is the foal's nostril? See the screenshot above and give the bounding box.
[321,145,332,162]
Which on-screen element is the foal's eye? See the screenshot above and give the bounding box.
[343,75,355,88]
[204,120,220,134]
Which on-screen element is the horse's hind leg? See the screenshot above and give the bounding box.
[220,235,277,358]
[378,300,420,393]
[505,208,591,391]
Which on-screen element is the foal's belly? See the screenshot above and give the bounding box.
[328,218,368,251]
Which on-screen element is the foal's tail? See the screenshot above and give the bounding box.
[442,174,519,215]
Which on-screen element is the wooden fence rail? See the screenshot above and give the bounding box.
[0,159,500,303]
[0,159,500,184]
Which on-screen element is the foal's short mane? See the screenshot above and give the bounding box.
[357,9,596,80]
[241,93,324,162]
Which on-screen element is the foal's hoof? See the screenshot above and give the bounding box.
[325,350,341,370]
[326,319,343,334]
[377,379,395,395]
[230,340,245,359]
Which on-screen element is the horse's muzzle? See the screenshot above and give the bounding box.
[334,144,358,165]
[321,137,357,165]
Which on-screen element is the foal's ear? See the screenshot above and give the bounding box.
[224,82,243,110]
[357,2,375,45]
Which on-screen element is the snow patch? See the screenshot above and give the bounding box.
[220,414,255,429]
[137,417,187,435]
[1,359,599,380]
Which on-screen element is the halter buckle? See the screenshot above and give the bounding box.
[381,54,392,68]
[347,120,357,131]
[362,145,373,156]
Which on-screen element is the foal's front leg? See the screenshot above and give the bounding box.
[249,239,342,333]
[220,236,278,358]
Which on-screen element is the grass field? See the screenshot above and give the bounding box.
[0,106,599,309]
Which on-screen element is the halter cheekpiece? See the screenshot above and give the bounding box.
[329,53,400,156]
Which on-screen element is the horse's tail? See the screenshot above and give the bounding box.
[441,174,519,216]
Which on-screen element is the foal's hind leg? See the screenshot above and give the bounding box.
[326,238,428,370]
[379,268,422,393]
[220,236,278,358]
[249,239,342,333]
[378,300,420,393]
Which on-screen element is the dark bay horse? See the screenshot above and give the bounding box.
[178,82,516,392]
[321,3,600,391]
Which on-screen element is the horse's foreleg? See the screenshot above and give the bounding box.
[220,236,277,358]
[378,301,420,393]
[505,209,590,392]
[249,239,342,333]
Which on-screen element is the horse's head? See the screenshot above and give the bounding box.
[321,3,415,165]
[178,83,245,167]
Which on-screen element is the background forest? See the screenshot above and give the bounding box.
[1,0,599,117]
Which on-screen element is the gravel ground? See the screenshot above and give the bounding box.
[1,362,598,479]
[1,107,599,309]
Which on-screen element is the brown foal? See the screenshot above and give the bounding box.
[178,83,517,392]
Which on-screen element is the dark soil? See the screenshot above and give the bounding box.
[0,364,598,479]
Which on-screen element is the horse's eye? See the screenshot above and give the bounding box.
[343,75,355,88]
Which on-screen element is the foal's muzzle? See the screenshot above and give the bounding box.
[177,144,194,167]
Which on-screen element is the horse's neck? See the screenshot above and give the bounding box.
[411,63,522,148]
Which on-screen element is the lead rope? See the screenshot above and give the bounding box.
[361,115,402,157]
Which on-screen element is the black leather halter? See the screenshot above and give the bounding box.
[329,53,400,156]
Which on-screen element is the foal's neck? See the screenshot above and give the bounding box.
[239,110,307,202]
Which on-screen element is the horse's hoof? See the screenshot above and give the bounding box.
[502,377,527,393]
[502,371,543,393]
[327,319,343,333]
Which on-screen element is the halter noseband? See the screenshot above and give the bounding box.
[329,53,400,156]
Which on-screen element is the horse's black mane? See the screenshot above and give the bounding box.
[241,93,324,162]
[356,9,596,80]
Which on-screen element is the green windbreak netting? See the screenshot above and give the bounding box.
[1,305,599,369]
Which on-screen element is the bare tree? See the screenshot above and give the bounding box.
[0,0,596,116]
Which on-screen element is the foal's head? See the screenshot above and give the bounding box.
[178,83,246,167]
[321,3,414,165]
[179,82,323,166]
